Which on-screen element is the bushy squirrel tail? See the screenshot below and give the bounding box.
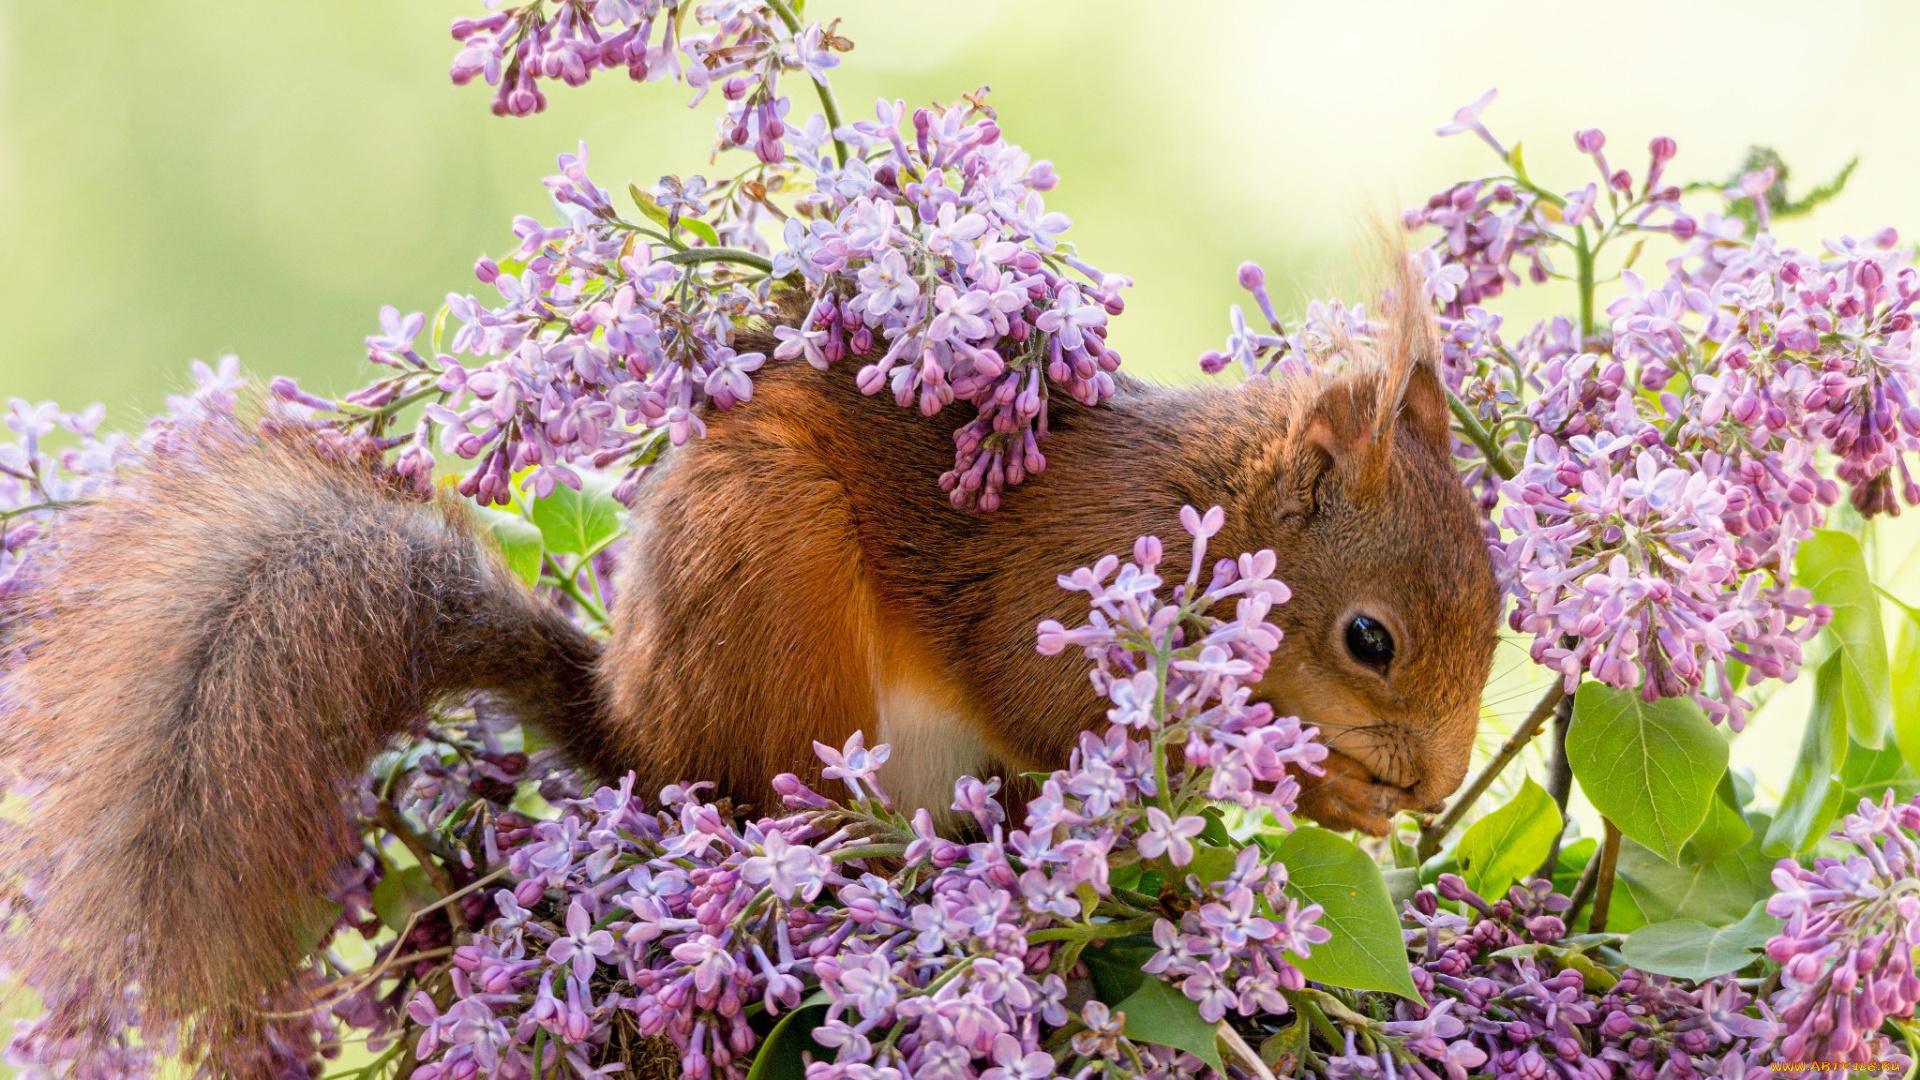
[0,420,604,1054]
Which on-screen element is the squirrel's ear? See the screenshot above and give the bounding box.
[1283,279,1454,509]
[1380,289,1453,460]
[1285,373,1389,508]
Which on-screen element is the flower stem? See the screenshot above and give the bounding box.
[0,498,89,524]
[763,0,849,167]
[656,246,776,272]
[1446,387,1517,480]
[1416,680,1567,862]
[545,555,611,626]
[1574,225,1597,344]
[1026,914,1160,944]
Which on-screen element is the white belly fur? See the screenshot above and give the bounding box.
[873,674,994,830]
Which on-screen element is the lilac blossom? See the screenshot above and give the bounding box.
[4,12,1917,1079]
[1198,88,1920,728]
[274,1,1128,514]
[1765,791,1920,1063]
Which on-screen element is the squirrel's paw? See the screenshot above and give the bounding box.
[1293,751,1428,836]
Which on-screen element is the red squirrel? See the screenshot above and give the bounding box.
[0,276,1499,1040]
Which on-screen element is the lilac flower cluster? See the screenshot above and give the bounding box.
[1366,91,1920,725]
[1376,874,1785,1080]
[1765,791,1920,1063]
[273,0,1124,512]
[393,508,1332,1080]
[8,2,1919,1071]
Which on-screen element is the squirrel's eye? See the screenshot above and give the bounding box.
[1345,616,1395,672]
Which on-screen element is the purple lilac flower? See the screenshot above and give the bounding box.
[276,2,1131,514]
[1765,791,1920,1062]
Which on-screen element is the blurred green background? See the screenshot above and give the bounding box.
[13,0,1920,415]
[3,1,1920,1043]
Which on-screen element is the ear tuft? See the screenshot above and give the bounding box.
[1382,257,1455,459]
[1283,253,1457,508]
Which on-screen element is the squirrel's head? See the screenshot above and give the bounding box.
[1231,285,1502,836]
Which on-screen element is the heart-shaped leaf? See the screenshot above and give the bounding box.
[1567,682,1727,863]
[1083,934,1158,1004]
[744,991,831,1080]
[1619,816,1774,926]
[1273,827,1419,999]
[475,505,544,587]
[1796,529,1892,749]
[525,471,625,557]
[1839,737,1920,809]
[1111,973,1225,1074]
[1679,772,1752,867]
[1620,901,1782,981]
[371,866,441,933]
[1456,776,1562,897]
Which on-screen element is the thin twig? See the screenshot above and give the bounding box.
[1217,1020,1278,1080]
[0,498,90,524]
[376,805,462,929]
[763,0,849,167]
[1586,820,1624,933]
[1417,681,1567,862]
[1563,840,1605,926]
[655,245,776,272]
[1534,691,1577,880]
[251,865,509,1019]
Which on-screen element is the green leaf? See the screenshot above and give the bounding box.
[1111,972,1225,1074]
[1197,807,1235,847]
[295,899,348,955]
[1186,842,1241,891]
[1567,682,1728,863]
[1764,654,1852,855]
[1619,901,1782,981]
[1273,827,1420,999]
[631,183,672,228]
[1259,1020,1309,1070]
[475,505,544,587]
[1489,941,1620,989]
[1550,837,1598,900]
[1456,777,1562,897]
[744,991,830,1080]
[629,182,721,246]
[1618,817,1774,926]
[1107,861,1145,894]
[1082,934,1158,1004]
[1839,736,1920,809]
[1381,868,1420,912]
[1894,602,1920,776]
[524,471,625,557]
[1679,772,1752,867]
[1797,529,1892,749]
[370,866,441,932]
[681,217,722,248]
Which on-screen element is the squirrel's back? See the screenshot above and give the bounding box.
[603,357,1319,812]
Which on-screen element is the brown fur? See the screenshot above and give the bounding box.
[0,275,1499,1067]
[1,427,607,1062]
